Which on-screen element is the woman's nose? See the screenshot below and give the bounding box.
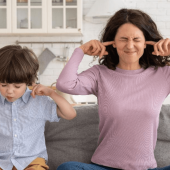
[126,41,134,49]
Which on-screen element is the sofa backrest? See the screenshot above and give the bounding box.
[45,104,170,170]
[45,105,99,170]
[154,104,170,168]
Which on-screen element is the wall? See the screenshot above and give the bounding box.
[0,0,170,91]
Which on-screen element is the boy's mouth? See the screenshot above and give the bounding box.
[6,96,14,100]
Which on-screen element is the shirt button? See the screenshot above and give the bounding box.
[14,134,17,137]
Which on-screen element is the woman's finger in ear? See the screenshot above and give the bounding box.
[102,41,115,46]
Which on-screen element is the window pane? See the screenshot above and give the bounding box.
[0,0,6,6]
[0,9,6,28]
[66,0,77,6]
[52,8,63,29]
[17,8,28,29]
[66,8,77,28]
[31,0,42,6]
[31,8,42,28]
[17,0,28,6]
[52,0,63,6]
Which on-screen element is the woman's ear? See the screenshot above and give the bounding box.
[144,43,146,49]
[144,41,147,48]
[113,41,116,48]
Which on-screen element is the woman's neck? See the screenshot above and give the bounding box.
[117,63,141,70]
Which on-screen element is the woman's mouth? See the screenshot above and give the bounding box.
[124,51,136,55]
[125,51,136,54]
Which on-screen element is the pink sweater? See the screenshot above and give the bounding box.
[56,48,170,170]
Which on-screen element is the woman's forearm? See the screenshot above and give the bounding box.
[56,48,98,95]
[56,48,84,92]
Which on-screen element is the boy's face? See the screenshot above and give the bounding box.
[0,83,27,102]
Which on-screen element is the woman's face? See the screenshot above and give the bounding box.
[113,23,146,69]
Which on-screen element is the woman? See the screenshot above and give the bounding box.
[56,9,170,170]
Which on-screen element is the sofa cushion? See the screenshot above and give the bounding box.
[154,104,170,168]
[45,104,99,170]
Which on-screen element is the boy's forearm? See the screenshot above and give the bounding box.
[49,90,76,120]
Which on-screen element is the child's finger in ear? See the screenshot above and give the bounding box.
[35,85,45,96]
[31,85,38,98]
[31,91,35,98]
[32,82,36,86]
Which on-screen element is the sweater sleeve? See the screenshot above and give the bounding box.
[56,48,98,96]
[161,66,170,92]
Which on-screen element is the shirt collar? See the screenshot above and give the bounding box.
[22,87,30,104]
[0,94,5,105]
[0,87,30,105]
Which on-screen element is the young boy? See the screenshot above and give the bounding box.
[0,45,76,170]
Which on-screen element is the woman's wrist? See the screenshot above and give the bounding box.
[79,45,85,53]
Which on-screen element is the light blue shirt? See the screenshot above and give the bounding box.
[0,88,60,170]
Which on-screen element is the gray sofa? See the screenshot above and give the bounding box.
[45,104,170,170]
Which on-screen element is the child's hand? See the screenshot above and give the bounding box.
[31,83,53,98]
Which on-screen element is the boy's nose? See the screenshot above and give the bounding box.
[7,88,13,94]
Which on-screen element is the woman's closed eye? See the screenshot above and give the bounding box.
[120,39,140,42]
[120,38,128,41]
[134,39,141,42]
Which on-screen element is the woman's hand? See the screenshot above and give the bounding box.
[79,40,114,58]
[145,38,170,56]
[31,84,53,98]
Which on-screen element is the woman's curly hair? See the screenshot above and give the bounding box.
[98,8,170,70]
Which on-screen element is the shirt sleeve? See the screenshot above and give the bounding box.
[41,96,60,122]
[56,48,98,96]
